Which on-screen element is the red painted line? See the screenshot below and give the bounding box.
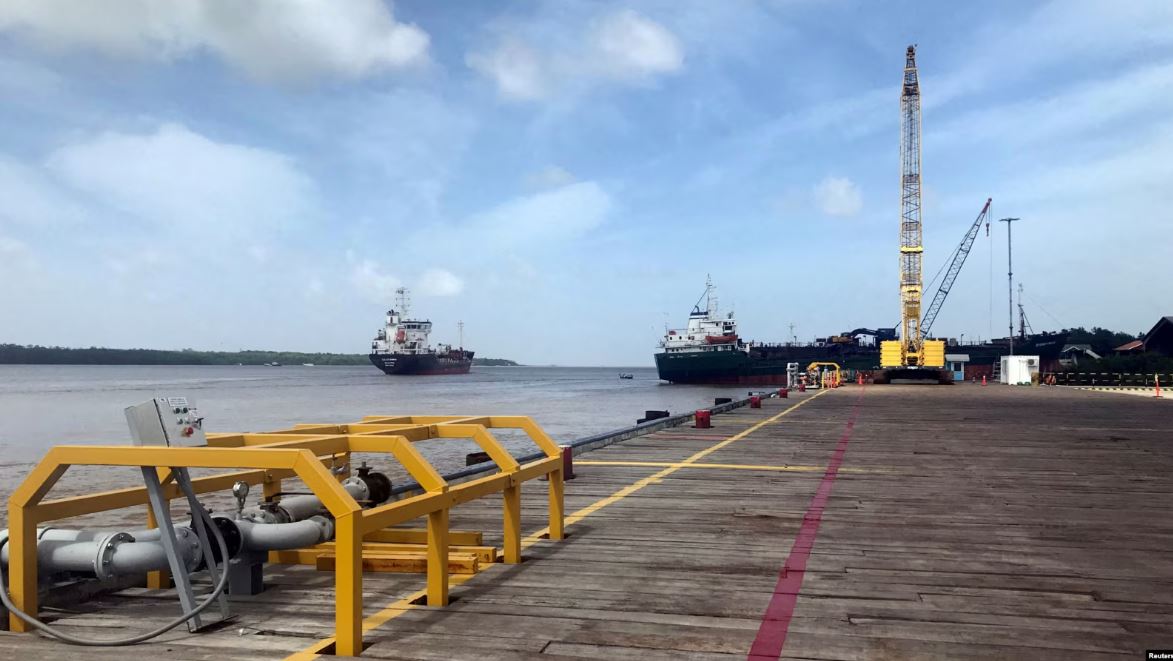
[748,387,866,660]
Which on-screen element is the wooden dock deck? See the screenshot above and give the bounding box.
[3,385,1172,659]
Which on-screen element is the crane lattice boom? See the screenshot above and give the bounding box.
[920,198,993,338]
[898,45,924,365]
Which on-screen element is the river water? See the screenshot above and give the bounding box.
[0,365,751,524]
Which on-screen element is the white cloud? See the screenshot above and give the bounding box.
[466,39,545,100]
[590,10,684,81]
[525,165,577,190]
[335,89,478,223]
[247,245,270,263]
[467,9,683,101]
[813,176,862,217]
[306,277,325,298]
[930,61,1173,151]
[349,260,400,304]
[419,268,464,296]
[0,235,30,258]
[0,0,429,82]
[466,181,612,247]
[47,123,316,236]
[0,156,87,227]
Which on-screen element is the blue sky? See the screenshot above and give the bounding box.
[1,1,1171,366]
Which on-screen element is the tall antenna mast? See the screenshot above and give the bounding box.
[458,320,464,349]
[898,45,924,365]
[395,287,411,319]
[998,217,1020,355]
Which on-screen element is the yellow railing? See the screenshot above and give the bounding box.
[5,415,565,657]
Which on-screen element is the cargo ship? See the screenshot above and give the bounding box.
[368,288,473,375]
[653,280,1072,384]
[654,278,802,385]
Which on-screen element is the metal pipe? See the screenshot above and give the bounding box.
[274,494,328,522]
[0,528,201,577]
[234,517,332,552]
[239,479,371,523]
[2,515,334,578]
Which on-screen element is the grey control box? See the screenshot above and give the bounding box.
[124,396,206,447]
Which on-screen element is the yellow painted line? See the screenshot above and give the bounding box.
[286,390,828,660]
[575,459,876,473]
[521,389,829,547]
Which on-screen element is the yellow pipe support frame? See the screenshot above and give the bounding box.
[4,413,565,657]
[426,508,449,607]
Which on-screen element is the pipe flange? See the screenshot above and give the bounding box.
[93,532,133,581]
[357,470,393,506]
[341,476,370,503]
[308,515,334,542]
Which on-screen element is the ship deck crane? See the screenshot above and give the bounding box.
[919,198,993,338]
[876,45,949,384]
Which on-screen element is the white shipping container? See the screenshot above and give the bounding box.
[1000,355,1040,385]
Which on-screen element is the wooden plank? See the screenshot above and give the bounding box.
[4,389,1173,660]
[314,551,480,575]
[315,540,497,564]
[366,527,484,546]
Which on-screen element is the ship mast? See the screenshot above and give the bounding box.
[706,274,717,316]
[395,287,411,319]
[458,321,464,349]
[898,45,924,366]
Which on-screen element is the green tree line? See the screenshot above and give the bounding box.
[0,344,518,367]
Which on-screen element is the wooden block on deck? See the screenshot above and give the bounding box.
[368,527,484,546]
[314,552,480,574]
[316,541,498,564]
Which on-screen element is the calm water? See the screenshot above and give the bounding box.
[0,365,751,473]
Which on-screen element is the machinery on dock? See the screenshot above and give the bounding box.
[0,398,567,656]
[875,46,949,384]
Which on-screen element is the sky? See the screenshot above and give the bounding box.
[1,0,1171,366]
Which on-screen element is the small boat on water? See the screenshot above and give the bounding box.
[618,373,634,379]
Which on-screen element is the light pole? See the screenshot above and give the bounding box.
[998,217,1021,355]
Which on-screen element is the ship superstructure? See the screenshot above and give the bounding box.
[659,277,741,355]
[655,278,789,385]
[369,288,473,375]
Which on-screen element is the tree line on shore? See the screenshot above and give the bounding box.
[0,344,519,367]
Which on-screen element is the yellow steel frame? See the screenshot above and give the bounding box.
[806,362,841,388]
[5,415,565,657]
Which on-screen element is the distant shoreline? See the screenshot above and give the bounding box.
[0,344,519,367]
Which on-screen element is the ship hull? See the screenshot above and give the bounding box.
[654,340,891,384]
[368,352,473,375]
[655,350,792,385]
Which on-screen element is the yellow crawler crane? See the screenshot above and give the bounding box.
[876,45,949,384]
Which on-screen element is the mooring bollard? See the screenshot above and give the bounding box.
[466,451,491,466]
[694,409,712,428]
[750,395,762,408]
[561,444,576,480]
[779,388,788,399]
